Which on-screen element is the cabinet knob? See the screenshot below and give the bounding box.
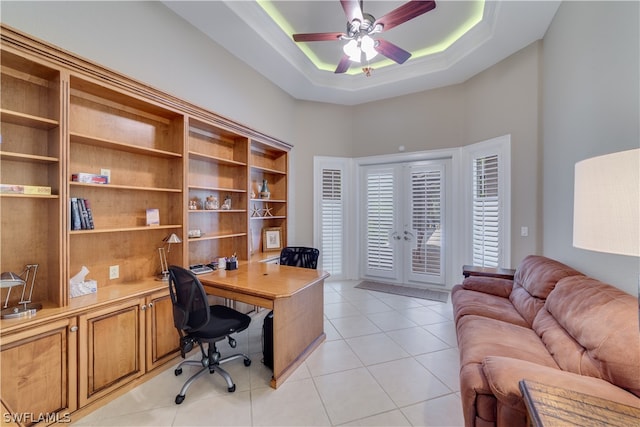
[148,302,153,309]
[70,325,78,333]
[141,304,147,311]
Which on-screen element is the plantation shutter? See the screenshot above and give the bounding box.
[320,168,343,275]
[366,169,395,272]
[410,166,443,278]
[472,154,500,267]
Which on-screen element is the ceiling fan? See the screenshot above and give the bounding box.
[292,0,437,74]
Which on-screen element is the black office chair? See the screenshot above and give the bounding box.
[279,246,320,269]
[168,265,251,404]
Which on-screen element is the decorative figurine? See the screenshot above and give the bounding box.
[205,195,218,210]
[221,195,232,210]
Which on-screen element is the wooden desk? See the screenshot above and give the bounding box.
[519,380,640,427]
[198,262,329,389]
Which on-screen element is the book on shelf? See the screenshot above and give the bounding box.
[70,197,95,230]
[71,173,109,184]
[0,184,52,195]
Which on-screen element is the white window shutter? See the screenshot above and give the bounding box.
[321,168,343,275]
[410,167,443,277]
[366,170,395,272]
[472,154,500,267]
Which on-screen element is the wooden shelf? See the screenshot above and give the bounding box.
[71,132,182,159]
[0,151,58,163]
[250,164,287,175]
[69,225,182,235]
[70,181,182,193]
[0,108,59,129]
[0,193,59,199]
[250,198,286,203]
[189,209,247,213]
[189,151,246,166]
[189,185,246,193]
[189,232,247,242]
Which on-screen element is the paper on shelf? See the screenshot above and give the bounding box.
[69,266,97,298]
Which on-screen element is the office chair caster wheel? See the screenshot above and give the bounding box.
[228,384,236,393]
[175,394,185,404]
[244,358,251,367]
[175,368,182,376]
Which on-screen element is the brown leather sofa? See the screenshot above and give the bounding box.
[451,255,640,427]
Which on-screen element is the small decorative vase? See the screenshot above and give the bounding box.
[259,179,270,199]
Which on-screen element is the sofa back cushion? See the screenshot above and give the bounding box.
[509,256,584,325]
[541,276,640,397]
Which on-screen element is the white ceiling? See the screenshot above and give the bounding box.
[163,1,561,106]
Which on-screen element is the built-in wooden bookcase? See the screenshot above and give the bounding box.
[0,24,291,423]
[187,117,249,265]
[0,49,64,306]
[249,141,288,261]
[68,75,184,286]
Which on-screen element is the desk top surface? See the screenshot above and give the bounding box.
[198,262,330,300]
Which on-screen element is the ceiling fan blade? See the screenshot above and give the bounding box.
[335,54,351,74]
[341,0,363,23]
[293,32,344,42]
[374,0,436,32]
[375,38,412,64]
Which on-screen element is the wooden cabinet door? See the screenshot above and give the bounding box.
[145,290,180,371]
[1,318,78,426]
[78,299,144,407]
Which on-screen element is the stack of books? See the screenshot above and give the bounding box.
[70,198,95,230]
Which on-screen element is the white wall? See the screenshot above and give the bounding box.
[352,42,543,265]
[542,1,639,295]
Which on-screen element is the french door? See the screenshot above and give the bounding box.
[361,160,448,287]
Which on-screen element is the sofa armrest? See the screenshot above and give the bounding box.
[462,265,516,280]
[461,276,513,298]
[481,356,640,412]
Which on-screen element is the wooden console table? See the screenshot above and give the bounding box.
[519,380,640,427]
[462,265,516,279]
[199,262,329,389]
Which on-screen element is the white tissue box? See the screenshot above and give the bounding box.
[70,279,97,298]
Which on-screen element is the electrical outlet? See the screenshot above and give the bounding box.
[109,265,119,280]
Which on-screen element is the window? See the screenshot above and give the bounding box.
[465,135,511,268]
[473,154,500,266]
[313,157,349,278]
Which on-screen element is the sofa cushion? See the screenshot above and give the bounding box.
[452,286,528,327]
[460,276,513,298]
[513,255,584,299]
[457,315,559,370]
[509,256,584,324]
[543,276,640,397]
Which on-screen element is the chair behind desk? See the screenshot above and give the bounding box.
[279,246,320,269]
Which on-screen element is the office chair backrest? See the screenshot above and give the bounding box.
[279,247,320,269]
[168,265,209,332]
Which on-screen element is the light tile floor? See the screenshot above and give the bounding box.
[73,280,463,427]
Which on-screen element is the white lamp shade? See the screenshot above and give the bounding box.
[343,39,361,62]
[573,148,640,257]
[164,233,182,244]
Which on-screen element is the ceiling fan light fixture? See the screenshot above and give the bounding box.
[361,35,378,61]
[343,39,361,62]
